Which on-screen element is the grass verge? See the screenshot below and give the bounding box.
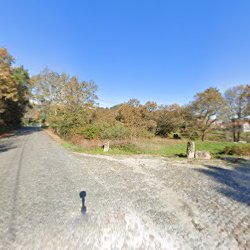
[45,129,248,158]
[61,137,238,157]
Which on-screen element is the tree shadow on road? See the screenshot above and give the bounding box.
[0,142,17,153]
[0,126,42,154]
[15,126,42,136]
[195,160,250,206]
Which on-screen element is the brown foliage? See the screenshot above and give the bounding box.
[223,145,250,156]
[0,48,31,126]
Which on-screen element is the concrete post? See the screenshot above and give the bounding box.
[103,141,110,152]
[187,141,195,159]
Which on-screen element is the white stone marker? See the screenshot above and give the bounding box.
[103,141,110,152]
[187,141,195,159]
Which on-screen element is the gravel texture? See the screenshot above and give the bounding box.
[0,127,249,249]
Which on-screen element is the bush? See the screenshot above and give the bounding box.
[47,106,91,138]
[222,144,250,156]
[241,132,250,143]
[100,123,131,139]
[205,129,227,141]
[136,129,155,138]
[83,125,101,139]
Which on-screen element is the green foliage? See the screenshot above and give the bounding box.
[241,132,250,143]
[61,137,240,157]
[100,123,131,139]
[3,47,247,150]
[83,125,101,139]
[224,85,250,142]
[0,48,31,126]
[190,87,225,141]
[114,143,140,154]
[63,140,140,155]
[47,106,88,137]
[156,104,184,136]
[31,73,248,145]
[75,122,132,140]
[101,124,131,139]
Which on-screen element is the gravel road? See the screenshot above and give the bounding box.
[0,127,249,249]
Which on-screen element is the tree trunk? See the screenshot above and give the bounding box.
[233,123,236,142]
[234,119,241,142]
[201,131,206,141]
[237,130,241,142]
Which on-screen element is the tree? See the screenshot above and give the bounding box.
[190,87,225,141]
[0,48,31,126]
[115,101,157,137]
[32,68,98,138]
[0,48,17,115]
[144,101,158,112]
[224,84,250,141]
[2,67,31,125]
[64,76,97,107]
[32,68,98,125]
[127,98,141,108]
[155,104,184,136]
[244,85,250,116]
[31,68,69,106]
[32,68,97,107]
[180,105,200,139]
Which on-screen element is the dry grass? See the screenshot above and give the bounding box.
[69,135,184,150]
[131,137,185,151]
[223,144,250,156]
[46,130,244,157]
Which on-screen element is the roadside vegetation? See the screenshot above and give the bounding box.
[1,48,250,157]
[62,137,247,157]
[0,48,32,131]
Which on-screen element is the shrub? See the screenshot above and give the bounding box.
[222,144,250,156]
[136,129,155,138]
[83,125,101,139]
[47,106,91,138]
[241,132,250,143]
[100,123,131,139]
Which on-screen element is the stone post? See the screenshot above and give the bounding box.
[187,141,195,159]
[103,140,110,152]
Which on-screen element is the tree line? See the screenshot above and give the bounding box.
[0,48,32,128]
[1,48,249,141]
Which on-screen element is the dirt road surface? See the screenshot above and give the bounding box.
[0,127,249,249]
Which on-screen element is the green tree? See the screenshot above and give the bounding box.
[32,68,98,136]
[156,104,184,137]
[0,48,31,126]
[0,48,17,115]
[190,87,225,141]
[224,84,250,141]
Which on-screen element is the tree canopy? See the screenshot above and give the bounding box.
[0,48,31,126]
[1,47,249,143]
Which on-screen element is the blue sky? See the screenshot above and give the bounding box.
[1,0,250,107]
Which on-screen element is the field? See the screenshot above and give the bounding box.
[62,137,240,157]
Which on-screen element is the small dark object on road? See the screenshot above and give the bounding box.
[79,191,87,214]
